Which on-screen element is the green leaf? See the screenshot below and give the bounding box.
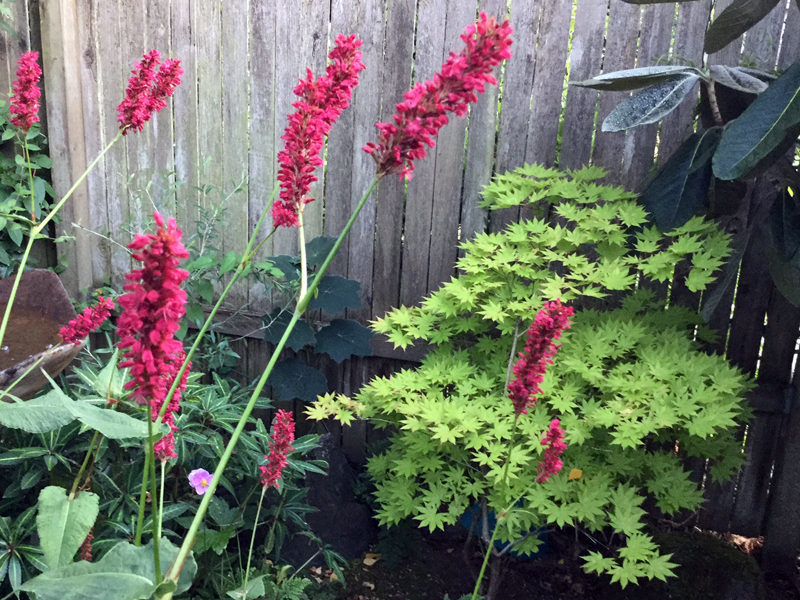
[704,0,782,54]
[709,65,771,94]
[20,538,197,600]
[262,308,316,351]
[91,349,124,399]
[641,127,722,231]
[268,358,327,402]
[219,251,238,275]
[767,188,800,305]
[572,65,702,91]
[315,319,374,363]
[227,575,266,599]
[194,278,215,304]
[0,391,74,433]
[602,75,700,132]
[713,63,800,180]
[263,254,300,281]
[20,467,43,490]
[36,486,99,569]
[306,275,362,315]
[0,447,49,466]
[305,235,337,268]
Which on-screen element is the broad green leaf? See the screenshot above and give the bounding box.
[219,251,238,275]
[315,319,374,363]
[194,279,214,303]
[709,65,772,94]
[602,75,700,132]
[767,188,800,306]
[262,254,300,281]
[227,575,266,599]
[0,391,74,433]
[641,127,722,231]
[36,486,99,569]
[713,63,800,180]
[705,0,782,54]
[305,235,337,268]
[262,308,316,351]
[306,275,362,315]
[268,358,327,402]
[573,65,702,91]
[91,349,124,399]
[20,538,197,600]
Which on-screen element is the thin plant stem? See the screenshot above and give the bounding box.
[69,430,101,497]
[0,352,46,402]
[243,486,267,593]
[157,461,166,546]
[162,177,381,593]
[297,209,307,308]
[154,183,279,427]
[0,132,122,351]
[135,443,152,546]
[471,521,501,600]
[705,80,724,126]
[147,409,162,581]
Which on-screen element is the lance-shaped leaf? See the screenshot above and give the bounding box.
[315,319,374,363]
[0,391,74,433]
[269,358,327,402]
[641,127,722,231]
[709,65,772,94]
[573,65,702,92]
[705,0,782,54]
[713,63,800,180]
[602,74,701,132]
[767,188,800,306]
[19,539,197,600]
[37,486,99,569]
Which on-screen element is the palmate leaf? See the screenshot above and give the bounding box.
[714,63,800,180]
[268,358,327,402]
[573,65,703,92]
[602,74,700,132]
[306,275,362,315]
[704,0,782,54]
[315,319,373,363]
[262,308,316,351]
[641,127,722,231]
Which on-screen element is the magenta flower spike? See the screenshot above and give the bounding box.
[117,50,183,135]
[10,51,42,133]
[537,419,567,483]
[259,410,295,489]
[59,296,115,345]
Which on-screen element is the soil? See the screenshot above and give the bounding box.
[319,528,800,600]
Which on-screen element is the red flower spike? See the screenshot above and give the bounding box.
[508,300,574,418]
[59,296,115,345]
[363,13,512,180]
[10,52,42,132]
[259,410,295,489]
[79,528,94,562]
[117,212,190,461]
[153,352,191,462]
[273,34,365,228]
[537,419,567,483]
[117,50,182,135]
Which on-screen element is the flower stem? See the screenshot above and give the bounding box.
[297,209,307,310]
[135,442,151,546]
[471,521,501,600]
[0,131,123,351]
[155,183,280,427]
[164,176,381,590]
[147,410,162,581]
[69,430,101,498]
[243,486,267,593]
[157,461,166,548]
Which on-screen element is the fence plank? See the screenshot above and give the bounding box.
[621,3,675,191]
[778,0,800,69]
[371,0,415,318]
[591,1,639,186]
[399,0,447,306]
[490,0,541,231]
[559,0,608,171]
[708,0,744,67]
[426,0,476,295]
[741,0,786,70]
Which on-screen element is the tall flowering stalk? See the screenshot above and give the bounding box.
[10,51,41,132]
[59,297,115,345]
[364,12,512,180]
[537,419,567,483]
[117,50,183,134]
[273,35,365,228]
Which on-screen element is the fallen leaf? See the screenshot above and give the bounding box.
[363,581,375,590]
[568,468,583,481]
[363,553,380,566]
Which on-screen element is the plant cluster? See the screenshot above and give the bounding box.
[310,165,751,592]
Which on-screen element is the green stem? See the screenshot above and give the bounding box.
[471,523,501,600]
[0,131,122,352]
[164,176,381,589]
[147,411,162,581]
[243,486,267,593]
[0,352,46,402]
[135,443,151,546]
[297,209,307,309]
[69,430,101,498]
[155,183,279,427]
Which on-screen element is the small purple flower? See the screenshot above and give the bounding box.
[188,468,212,495]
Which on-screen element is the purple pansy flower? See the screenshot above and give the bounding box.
[188,468,212,495]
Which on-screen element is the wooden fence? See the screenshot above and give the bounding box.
[4,0,800,572]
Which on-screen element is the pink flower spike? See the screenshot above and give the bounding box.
[273,34,365,228]
[188,468,213,495]
[10,52,42,132]
[259,410,296,489]
[59,296,115,345]
[508,299,574,418]
[117,50,182,135]
[364,13,512,180]
[537,419,567,483]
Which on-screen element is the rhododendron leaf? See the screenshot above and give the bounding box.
[305,235,337,268]
[0,391,73,433]
[37,486,99,569]
[572,65,702,91]
[315,319,373,363]
[307,275,362,315]
[269,358,327,402]
[602,75,700,132]
[20,538,196,600]
[704,0,781,54]
[262,308,316,351]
